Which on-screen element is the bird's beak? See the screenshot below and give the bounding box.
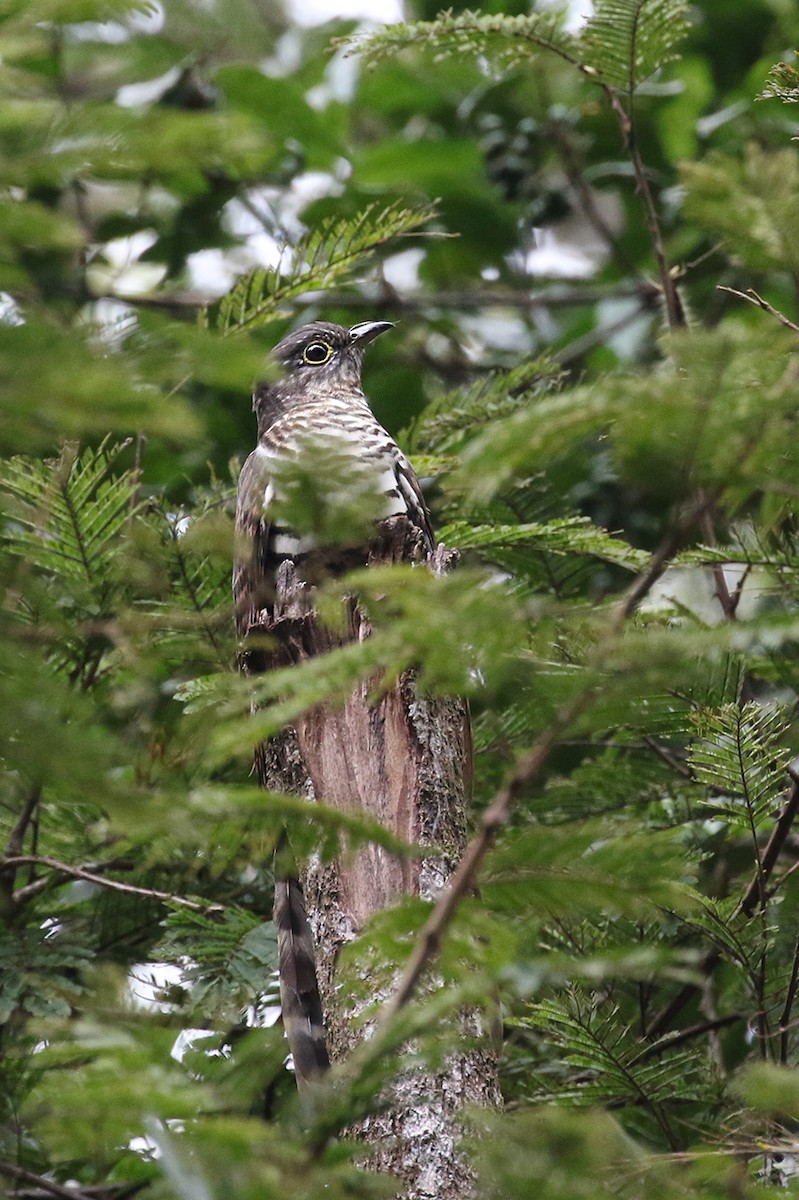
[348,320,394,347]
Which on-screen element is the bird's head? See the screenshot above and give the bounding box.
[270,320,394,389]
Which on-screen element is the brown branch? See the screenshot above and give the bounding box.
[2,855,223,916]
[740,772,799,917]
[5,785,42,858]
[599,81,685,331]
[615,490,721,622]
[779,930,799,1063]
[646,772,799,1040]
[635,1013,741,1061]
[0,785,42,912]
[373,685,600,1031]
[717,285,799,334]
[91,282,656,315]
[640,736,694,781]
[0,1159,94,1200]
[367,491,720,1041]
[699,502,737,620]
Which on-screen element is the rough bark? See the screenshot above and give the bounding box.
[253,515,501,1198]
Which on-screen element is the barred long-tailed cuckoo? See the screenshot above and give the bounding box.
[233,320,434,1091]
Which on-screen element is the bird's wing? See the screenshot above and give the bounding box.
[392,448,435,553]
[233,447,274,637]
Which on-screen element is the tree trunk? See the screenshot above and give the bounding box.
[253,516,501,1198]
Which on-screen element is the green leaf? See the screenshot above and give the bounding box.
[681,145,799,276]
[215,202,437,335]
[337,9,578,73]
[440,517,649,571]
[580,0,691,91]
[688,701,789,834]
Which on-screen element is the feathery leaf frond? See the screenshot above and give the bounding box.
[216,202,437,335]
[1,439,137,595]
[688,702,790,834]
[760,60,799,104]
[519,993,704,1108]
[580,0,691,92]
[440,517,649,572]
[337,9,577,72]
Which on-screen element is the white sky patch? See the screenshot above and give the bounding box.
[306,46,360,108]
[88,229,168,298]
[127,962,186,1013]
[381,248,424,293]
[0,292,24,326]
[170,1027,221,1063]
[541,0,594,32]
[117,66,181,108]
[186,247,239,297]
[523,228,599,278]
[461,311,535,356]
[288,0,402,27]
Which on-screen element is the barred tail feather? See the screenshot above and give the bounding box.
[273,874,330,1088]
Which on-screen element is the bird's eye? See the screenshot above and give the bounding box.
[302,340,334,365]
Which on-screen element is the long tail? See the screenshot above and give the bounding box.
[273,873,330,1089]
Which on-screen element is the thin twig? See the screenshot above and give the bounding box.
[373,686,600,1030]
[635,1013,741,1061]
[367,491,718,1040]
[4,785,42,858]
[779,930,799,1064]
[0,785,42,910]
[599,80,685,331]
[699,502,737,620]
[0,1159,93,1200]
[2,855,223,916]
[646,772,799,1039]
[717,285,799,334]
[640,736,694,780]
[615,490,721,621]
[740,773,799,917]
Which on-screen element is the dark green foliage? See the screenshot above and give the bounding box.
[4,1,799,1198]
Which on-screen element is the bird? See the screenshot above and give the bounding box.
[233,320,434,638]
[233,319,434,1092]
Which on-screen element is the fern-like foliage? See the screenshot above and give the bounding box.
[0,923,92,1021]
[580,0,691,92]
[341,2,689,93]
[688,702,790,835]
[516,991,704,1109]
[760,59,799,103]
[1,439,137,599]
[155,906,277,1020]
[215,202,436,335]
[409,356,563,456]
[143,502,234,665]
[337,9,578,72]
[440,516,649,572]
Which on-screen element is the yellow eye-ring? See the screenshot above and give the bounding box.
[302,340,334,365]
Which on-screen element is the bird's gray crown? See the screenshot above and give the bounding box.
[271,320,394,375]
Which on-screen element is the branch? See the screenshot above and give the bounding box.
[615,489,721,621]
[740,772,799,917]
[4,786,41,858]
[91,281,656,315]
[717,285,799,334]
[2,855,223,916]
[373,685,599,1030]
[699,500,737,620]
[645,771,799,1039]
[368,490,719,1040]
[600,80,685,331]
[0,1159,94,1200]
[635,1013,741,1061]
